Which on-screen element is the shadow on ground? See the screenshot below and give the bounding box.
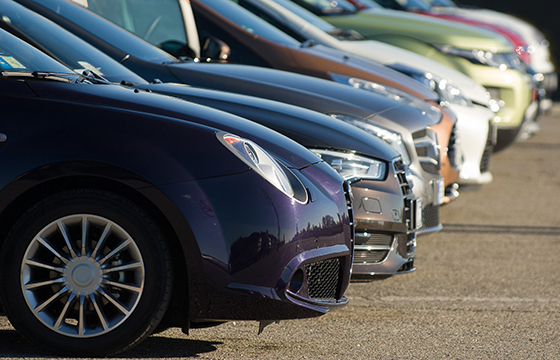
[0,328,220,358]
[441,223,560,236]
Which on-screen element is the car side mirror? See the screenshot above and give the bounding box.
[157,40,197,59]
[200,36,231,62]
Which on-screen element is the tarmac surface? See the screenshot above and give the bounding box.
[1,104,559,359]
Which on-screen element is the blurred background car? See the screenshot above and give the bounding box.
[290,0,536,152]
[426,0,557,113]
[226,0,495,185]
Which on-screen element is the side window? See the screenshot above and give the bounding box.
[193,11,269,67]
[72,0,188,51]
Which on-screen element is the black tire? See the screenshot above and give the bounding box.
[0,189,173,357]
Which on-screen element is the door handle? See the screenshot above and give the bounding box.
[0,133,6,142]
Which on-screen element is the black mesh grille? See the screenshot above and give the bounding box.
[353,249,390,264]
[305,258,341,300]
[480,122,494,173]
[423,204,440,229]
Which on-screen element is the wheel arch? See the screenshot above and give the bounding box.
[0,160,201,330]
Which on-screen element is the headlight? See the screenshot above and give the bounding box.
[388,63,472,107]
[329,73,442,124]
[434,77,472,107]
[434,45,526,72]
[330,113,412,166]
[219,133,307,202]
[309,148,386,182]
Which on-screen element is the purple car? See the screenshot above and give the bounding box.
[0,28,353,356]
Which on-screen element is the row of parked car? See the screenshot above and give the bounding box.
[0,0,554,356]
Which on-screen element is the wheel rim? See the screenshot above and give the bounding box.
[20,214,145,338]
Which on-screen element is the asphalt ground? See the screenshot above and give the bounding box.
[1,104,559,359]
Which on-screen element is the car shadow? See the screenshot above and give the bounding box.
[0,328,221,358]
[441,223,560,236]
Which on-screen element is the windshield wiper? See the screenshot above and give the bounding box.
[76,69,112,84]
[1,70,74,83]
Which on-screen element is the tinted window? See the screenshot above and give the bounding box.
[198,0,300,46]
[71,0,189,51]
[270,0,337,32]
[374,0,431,11]
[31,0,176,63]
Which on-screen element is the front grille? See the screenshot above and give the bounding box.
[480,122,494,173]
[393,160,413,196]
[447,123,462,170]
[486,87,501,102]
[423,204,440,229]
[413,129,441,175]
[305,258,341,300]
[355,233,393,246]
[343,180,354,252]
[404,198,422,232]
[353,249,390,264]
[420,162,440,174]
[407,233,416,256]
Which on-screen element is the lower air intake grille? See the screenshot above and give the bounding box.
[480,122,494,173]
[305,258,341,301]
[423,204,440,229]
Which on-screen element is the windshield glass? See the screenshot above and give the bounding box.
[270,0,337,32]
[71,0,190,55]
[0,1,146,83]
[290,0,358,15]
[374,0,432,11]
[196,0,300,46]
[31,0,176,63]
[346,0,383,9]
[0,27,72,74]
[427,0,455,6]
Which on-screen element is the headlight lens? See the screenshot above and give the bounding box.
[219,133,295,198]
[388,63,472,107]
[330,113,412,166]
[309,148,386,182]
[329,73,442,124]
[434,45,527,72]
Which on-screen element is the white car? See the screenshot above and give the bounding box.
[242,0,497,185]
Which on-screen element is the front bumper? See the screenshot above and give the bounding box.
[159,161,354,322]
[349,161,421,277]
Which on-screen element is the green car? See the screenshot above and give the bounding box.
[291,0,536,151]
